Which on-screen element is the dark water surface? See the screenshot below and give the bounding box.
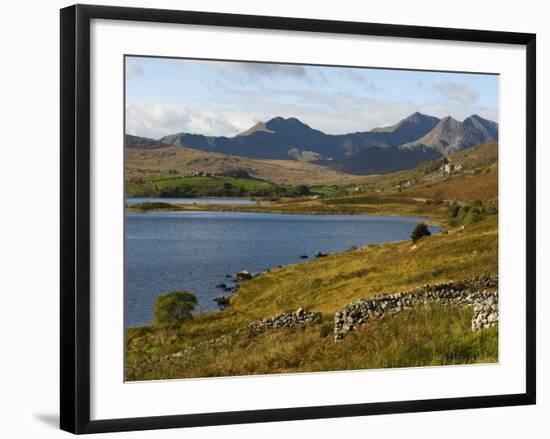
[125,211,437,327]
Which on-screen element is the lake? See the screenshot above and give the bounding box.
[126,197,270,206]
[125,210,438,327]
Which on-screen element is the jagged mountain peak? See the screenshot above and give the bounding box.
[463,114,497,126]
[265,116,315,132]
[467,114,484,120]
[403,114,498,154]
[406,111,435,121]
[372,112,439,133]
[238,117,316,137]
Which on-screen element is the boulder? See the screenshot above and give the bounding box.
[213,295,231,307]
[236,270,253,280]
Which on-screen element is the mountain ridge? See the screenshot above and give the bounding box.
[128,112,498,175]
[402,114,499,154]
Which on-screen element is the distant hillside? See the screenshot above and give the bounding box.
[126,146,358,186]
[361,142,499,203]
[447,140,498,169]
[128,112,497,175]
[329,145,441,175]
[125,134,164,149]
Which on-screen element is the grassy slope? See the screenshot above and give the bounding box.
[400,164,497,203]
[126,145,358,186]
[127,306,497,380]
[125,142,499,380]
[230,216,497,317]
[352,142,498,195]
[126,215,498,380]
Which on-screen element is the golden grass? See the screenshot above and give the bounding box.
[125,146,499,380]
[126,305,497,380]
[401,164,498,203]
[126,214,498,380]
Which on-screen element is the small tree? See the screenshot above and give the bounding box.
[153,290,197,324]
[411,222,431,243]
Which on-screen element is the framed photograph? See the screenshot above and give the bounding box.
[60,4,536,434]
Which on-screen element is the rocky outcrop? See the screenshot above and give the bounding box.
[239,308,322,336]
[334,276,498,340]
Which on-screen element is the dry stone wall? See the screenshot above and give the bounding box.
[240,308,322,336]
[334,275,498,340]
[162,276,498,361]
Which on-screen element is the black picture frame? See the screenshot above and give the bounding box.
[60,4,536,434]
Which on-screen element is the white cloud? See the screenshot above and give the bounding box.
[433,82,479,105]
[204,61,324,89]
[206,85,497,133]
[125,102,239,139]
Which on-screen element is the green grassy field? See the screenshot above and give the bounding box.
[126,173,341,198]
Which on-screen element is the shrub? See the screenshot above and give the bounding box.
[446,200,487,226]
[294,185,310,196]
[153,290,197,324]
[464,208,482,225]
[471,199,483,209]
[486,204,498,215]
[411,222,431,243]
[446,202,460,219]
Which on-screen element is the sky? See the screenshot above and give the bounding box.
[125,56,499,139]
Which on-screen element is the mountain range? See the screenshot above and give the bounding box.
[126,112,498,175]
